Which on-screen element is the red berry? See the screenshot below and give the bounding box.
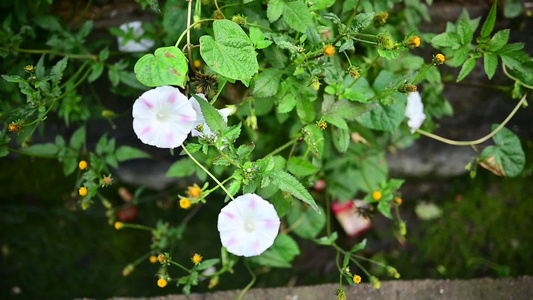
[117,206,138,223]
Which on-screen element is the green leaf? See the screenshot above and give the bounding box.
[504,0,523,18]
[270,190,290,218]
[283,0,313,33]
[196,258,220,271]
[323,115,347,129]
[88,62,104,83]
[163,0,187,37]
[332,127,350,153]
[63,157,77,176]
[267,0,284,23]
[431,32,460,49]
[50,57,69,85]
[481,0,498,38]
[166,159,196,177]
[454,46,470,67]
[256,40,273,49]
[487,29,510,52]
[296,98,315,123]
[115,146,151,161]
[484,53,498,80]
[377,199,393,219]
[69,126,86,150]
[134,46,188,88]
[457,19,474,45]
[247,234,300,268]
[1,75,26,83]
[314,232,338,246]
[192,94,227,134]
[480,125,525,177]
[268,169,320,213]
[306,0,336,11]
[22,143,59,155]
[249,26,265,45]
[457,57,476,82]
[287,202,325,239]
[277,92,297,113]
[253,69,282,98]
[350,238,367,253]
[200,20,258,81]
[287,157,319,177]
[351,12,375,31]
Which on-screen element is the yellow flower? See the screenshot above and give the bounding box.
[372,191,382,201]
[353,275,362,284]
[79,160,88,170]
[114,222,124,230]
[8,123,22,133]
[194,60,201,68]
[79,187,88,197]
[406,36,421,48]
[317,120,327,130]
[434,53,446,65]
[187,184,202,198]
[149,256,158,263]
[157,278,167,288]
[395,197,403,205]
[180,198,191,209]
[24,65,34,72]
[192,253,202,264]
[323,44,335,57]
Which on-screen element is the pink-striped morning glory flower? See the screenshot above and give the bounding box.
[217,194,281,257]
[132,86,196,148]
[189,94,232,137]
[405,91,426,133]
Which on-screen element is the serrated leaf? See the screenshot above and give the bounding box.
[22,143,59,155]
[332,127,350,153]
[253,69,282,97]
[166,159,195,177]
[378,199,393,219]
[193,94,227,134]
[200,20,258,81]
[323,115,347,129]
[350,238,367,253]
[50,57,69,85]
[314,232,338,246]
[296,98,315,123]
[488,29,510,52]
[458,19,474,45]
[481,1,498,38]
[134,46,188,87]
[69,126,86,150]
[283,0,313,33]
[454,46,470,67]
[287,157,319,177]
[480,125,525,177]
[115,146,151,161]
[484,53,498,79]
[268,169,320,213]
[1,75,26,83]
[267,0,284,23]
[88,62,104,83]
[351,12,375,31]
[457,57,476,82]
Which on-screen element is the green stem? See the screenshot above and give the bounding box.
[216,148,240,167]
[410,63,433,85]
[170,260,191,273]
[415,94,527,146]
[121,223,154,231]
[204,176,234,196]
[502,63,533,90]
[175,19,216,48]
[181,143,235,201]
[59,60,91,90]
[131,252,151,267]
[238,260,256,300]
[351,37,377,45]
[1,47,97,60]
[348,55,379,89]
[332,243,371,277]
[265,136,299,158]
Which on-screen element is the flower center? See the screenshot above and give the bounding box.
[156,110,168,121]
[244,219,255,232]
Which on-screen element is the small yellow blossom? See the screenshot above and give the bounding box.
[323,44,335,57]
[114,222,124,230]
[395,197,403,205]
[353,275,362,284]
[434,53,446,65]
[180,198,191,209]
[194,60,201,68]
[157,278,167,288]
[372,191,382,201]
[187,184,202,198]
[406,36,421,48]
[79,187,88,197]
[8,123,22,133]
[24,65,34,72]
[317,120,327,130]
[149,256,158,263]
[79,160,88,170]
[192,253,202,264]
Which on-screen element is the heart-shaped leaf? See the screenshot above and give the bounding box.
[200,20,258,81]
[134,46,188,88]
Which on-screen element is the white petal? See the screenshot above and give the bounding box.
[117,21,155,53]
[405,91,426,133]
[132,86,197,148]
[217,194,280,257]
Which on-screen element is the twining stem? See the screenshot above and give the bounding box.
[181,143,235,201]
[238,260,256,300]
[175,19,215,48]
[265,136,300,158]
[0,47,97,60]
[502,63,533,90]
[415,94,528,146]
[214,0,225,19]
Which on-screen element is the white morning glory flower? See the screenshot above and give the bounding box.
[117,21,155,52]
[132,86,196,149]
[217,193,281,257]
[405,91,426,133]
[189,94,232,137]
